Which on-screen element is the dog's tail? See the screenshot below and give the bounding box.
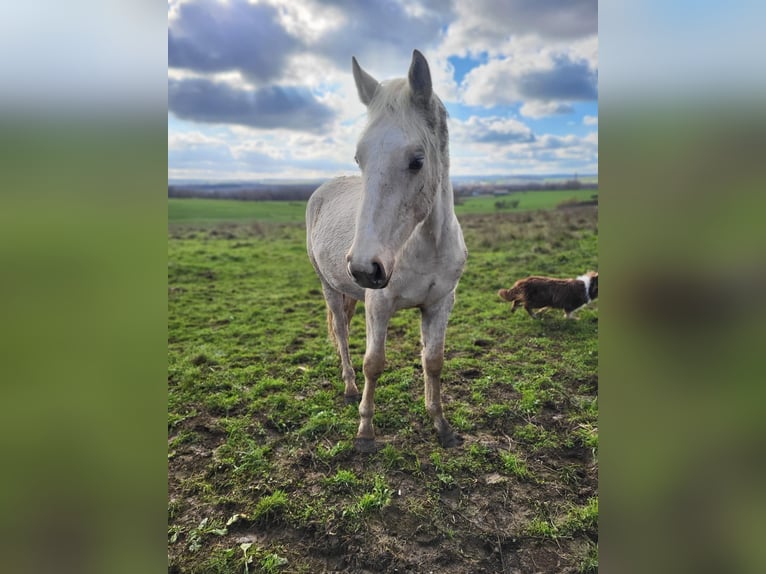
[498,286,522,303]
[498,287,523,313]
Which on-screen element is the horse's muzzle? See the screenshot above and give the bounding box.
[348,259,388,289]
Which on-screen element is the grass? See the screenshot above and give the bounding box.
[454,189,597,215]
[500,451,531,480]
[168,188,597,225]
[168,199,598,573]
[168,198,310,224]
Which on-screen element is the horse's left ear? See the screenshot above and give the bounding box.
[408,49,432,106]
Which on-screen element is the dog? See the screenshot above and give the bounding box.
[498,272,598,319]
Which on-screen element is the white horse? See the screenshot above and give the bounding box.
[306,50,467,452]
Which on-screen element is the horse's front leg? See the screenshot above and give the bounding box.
[354,296,392,453]
[421,292,463,448]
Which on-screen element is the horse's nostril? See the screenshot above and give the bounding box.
[371,261,385,283]
[348,259,388,289]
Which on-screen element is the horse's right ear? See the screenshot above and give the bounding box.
[352,56,379,106]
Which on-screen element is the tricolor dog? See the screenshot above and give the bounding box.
[498,272,598,319]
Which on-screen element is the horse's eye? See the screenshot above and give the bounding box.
[354,155,359,165]
[408,156,424,171]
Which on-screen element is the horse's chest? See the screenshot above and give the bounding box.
[393,265,460,308]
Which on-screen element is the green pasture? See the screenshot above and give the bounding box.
[168,201,598,573]
[168,188,597,225]
[168,198,308,224]
[454,189,597,215]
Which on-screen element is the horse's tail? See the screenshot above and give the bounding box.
[326,306,337,349]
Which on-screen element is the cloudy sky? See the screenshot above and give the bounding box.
[168,0,598,181]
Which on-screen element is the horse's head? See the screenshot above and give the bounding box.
[346,50,449,289]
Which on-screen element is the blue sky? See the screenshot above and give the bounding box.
[168,0,598,181]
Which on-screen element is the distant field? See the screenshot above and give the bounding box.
[454,189,597,215]
[168,198,309,224]
[168,189,598,225]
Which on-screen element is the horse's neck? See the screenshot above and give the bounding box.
[420,171,456,248]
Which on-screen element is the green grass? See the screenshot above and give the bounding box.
[252,490,289,523]
[454,189,597,215]
[168,197,308,224]
[168,200,598,573]
[500,451,531,480]
[168,188,598,225]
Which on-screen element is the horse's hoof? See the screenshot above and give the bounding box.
[438,432,464,448]
[353,438,383,453]
[344,394,361,405]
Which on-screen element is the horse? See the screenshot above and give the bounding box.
[306,50,467,452]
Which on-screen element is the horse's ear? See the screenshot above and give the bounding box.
[408,49,432,106]
[352,56,379,106]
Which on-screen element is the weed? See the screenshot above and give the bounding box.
[578,543,598,573]
[524,516,558,539]
[560,497,598,536]
[199,546,240,574]
[260,552,288,574]
[499,451,531,480]
[559,464,583,487]
[168,429,200,450]
[377,443,406,471]
[346,475,392,516]
[186,517,227,552]
[574,422,599,454]
[234,444,271,477]
[485,402,511,419]
[436,472,456,489]
[514,422,560,451]
[449,401,474,431]
[314,440,353,463]
[168,524,182,544]
[524,497,598,541]
[240,542,254,574]
[323,469,360,493]
[252,490,289,523]
[168,409,198,429]
[299,409,354,439]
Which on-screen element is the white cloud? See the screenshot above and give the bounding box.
[167,0,598,179]
[451,116,534,145]
[520,101,575,118]
[446,115,598,177]
[168,130,226,149]
[438,0,596,59]
[460,44,597,108]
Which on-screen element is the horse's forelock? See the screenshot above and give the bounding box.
[364,79,448,164]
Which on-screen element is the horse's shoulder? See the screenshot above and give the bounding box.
[313,175,361,199]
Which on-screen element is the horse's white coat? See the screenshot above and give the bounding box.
[306,50,467,449]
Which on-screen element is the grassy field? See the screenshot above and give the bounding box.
[168,189,597,225]
[169,199,310,224]
[168,198,598,573]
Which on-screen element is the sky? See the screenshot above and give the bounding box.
[168,0,598,182]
